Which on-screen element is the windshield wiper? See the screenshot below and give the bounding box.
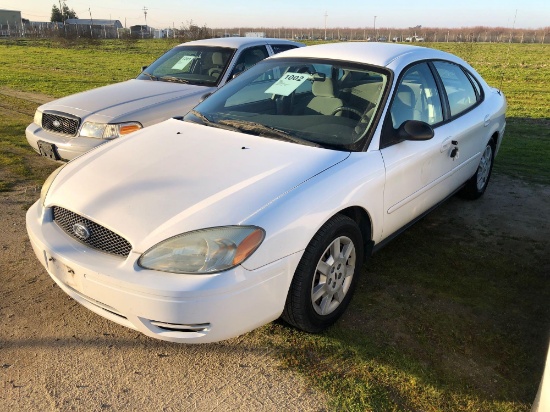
[217,119,321,147]
[142,72,158,81]
[160,76,190,84]
[187,110,240,132]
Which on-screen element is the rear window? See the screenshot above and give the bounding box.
[433,61,478,117]
[271,44,299,54]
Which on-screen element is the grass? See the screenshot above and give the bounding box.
[0,38,548,411]
[0,94,58,192]
[496,119,550,183]
[0,38,179,97]
[254,217,547,411]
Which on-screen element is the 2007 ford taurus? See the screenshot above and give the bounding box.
[27,42,506,343]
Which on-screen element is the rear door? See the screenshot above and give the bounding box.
[431,61,486,185]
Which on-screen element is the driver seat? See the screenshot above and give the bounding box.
[303,79,343,116]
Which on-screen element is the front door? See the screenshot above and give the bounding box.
[379,62,458,240]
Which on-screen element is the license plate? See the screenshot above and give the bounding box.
[37,141,60,160]
[45,252,83,292]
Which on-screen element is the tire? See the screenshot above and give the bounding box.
[459,138,495,200]
[282,214,364,333]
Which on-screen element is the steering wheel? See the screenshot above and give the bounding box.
[331,106,362,118]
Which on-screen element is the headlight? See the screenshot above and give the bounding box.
[79,121,142,139]
[40,164,66,206]
[34,109,43,126]
[138,226,265,274]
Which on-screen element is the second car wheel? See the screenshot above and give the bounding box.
[282,214,364,333]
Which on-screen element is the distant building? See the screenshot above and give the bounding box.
[65,18,123,29]
[0,9,22,30]
[245,32,266,38]
[130,25,154,37]
[153,29,174,39]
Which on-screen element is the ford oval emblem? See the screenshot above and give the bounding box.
[52,120,61,128]
[73,223,91,240]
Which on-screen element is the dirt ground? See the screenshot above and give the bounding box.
[1,144,549,410]
[0,186,330,411]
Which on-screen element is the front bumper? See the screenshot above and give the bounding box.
[26,123,106,161]
[26,200,299,343]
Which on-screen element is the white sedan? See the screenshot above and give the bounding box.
[27,43,506,343]
[26,37,303,161]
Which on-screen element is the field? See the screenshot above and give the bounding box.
[0,38,549,411]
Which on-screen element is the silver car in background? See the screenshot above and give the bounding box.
[26,37,303,161]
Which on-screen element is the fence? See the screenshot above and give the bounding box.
[1,23,548,43]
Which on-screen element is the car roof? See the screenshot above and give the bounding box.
[270,42,463,69]
[176,37,304,49]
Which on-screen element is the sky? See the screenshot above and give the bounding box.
[0,0,548,29]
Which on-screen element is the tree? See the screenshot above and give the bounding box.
[51,2,78,23]
[179,20,210,40]
[62,3,78,20]
[51,5,62,22]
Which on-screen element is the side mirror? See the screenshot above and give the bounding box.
[397,120,434,141]
[199,92,213,103]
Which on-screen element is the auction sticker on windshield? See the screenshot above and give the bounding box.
[265,73,310,96]
[172,55,195,70]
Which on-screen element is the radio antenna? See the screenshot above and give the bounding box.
[499,9,518,91]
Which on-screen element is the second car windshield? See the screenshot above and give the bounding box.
[137,46,236,86]
[185,58,390,151]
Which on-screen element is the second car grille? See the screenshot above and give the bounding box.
[52,206,132,258]
[42,111,80,136]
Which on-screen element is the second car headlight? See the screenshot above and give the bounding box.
[34,109,43,126]
[138,226,265,274]
[79,121,142,139]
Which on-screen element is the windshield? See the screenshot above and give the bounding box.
[137,45,236,86]
[185,58,390,151]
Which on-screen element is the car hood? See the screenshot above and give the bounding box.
[40,79,213,121]
[47,119,349,252]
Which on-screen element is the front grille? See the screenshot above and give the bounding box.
[42,111,80,136]
[52,206,132,257]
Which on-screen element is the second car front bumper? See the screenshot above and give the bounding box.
[26,123,106,161]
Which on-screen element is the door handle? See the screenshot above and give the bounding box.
[484,114,491,127]
[440,137,452,153]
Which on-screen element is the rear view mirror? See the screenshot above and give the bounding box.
[397,120,434,141]
[141,65,148,72]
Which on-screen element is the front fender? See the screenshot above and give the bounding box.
[241,151,386,270]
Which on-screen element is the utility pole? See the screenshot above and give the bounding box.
[374,16,377,41]
[324,11,327,40]
[88,8,93,37]
[143,6,148,38]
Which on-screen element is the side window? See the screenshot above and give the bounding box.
[465,70,482,99]
[389,62,444,129]
[433,61,478,117]
[230,46,269,78]
[270,44,298,54]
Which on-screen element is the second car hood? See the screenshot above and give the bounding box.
[47,119,349,252]
[41,79,213,121]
